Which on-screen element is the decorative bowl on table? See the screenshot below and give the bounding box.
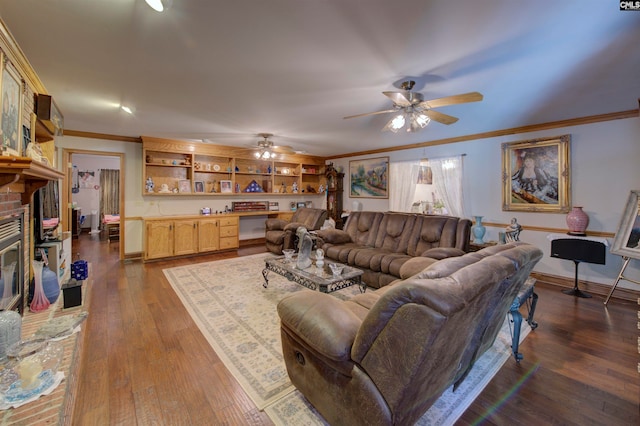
[282,249,295,262]
[329,263,344,277]
[0,337,63,401]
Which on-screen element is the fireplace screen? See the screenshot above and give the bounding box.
[0,215,23,312]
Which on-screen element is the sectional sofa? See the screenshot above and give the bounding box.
[316,211,472,288]
[277,242,543,425]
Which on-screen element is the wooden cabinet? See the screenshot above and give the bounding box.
[198,218,220,252]
[144,215,239,261]
[145,220,175,260]
[142,137,326,197]
[173,220,198,256]
[325,163,344,229]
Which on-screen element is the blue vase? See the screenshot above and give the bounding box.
[42,265,60,303]
[472,216,486,244]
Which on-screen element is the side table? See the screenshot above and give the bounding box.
[468,241,498,252]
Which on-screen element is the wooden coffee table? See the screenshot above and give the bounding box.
[262,256,365,293]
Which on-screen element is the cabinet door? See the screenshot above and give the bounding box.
[198,219,220,252]
[174,220,198,256]
[146,221,174,260]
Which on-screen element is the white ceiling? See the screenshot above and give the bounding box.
[0,0,638,156]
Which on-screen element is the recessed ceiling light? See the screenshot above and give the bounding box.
[121,105,133,114]
[145,0,164,12]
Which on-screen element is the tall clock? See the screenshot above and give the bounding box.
[325,163,344,229]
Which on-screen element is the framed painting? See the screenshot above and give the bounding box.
[502,134,570,213]
[349,156,389,199]
[178,179,191,193]
[610,190,640,260]
[0,58,22,157]
[194,181,204,193]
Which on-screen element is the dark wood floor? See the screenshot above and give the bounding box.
[72,233,639,425]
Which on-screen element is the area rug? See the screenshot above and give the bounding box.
[163,253,531,423]
[162,253,362,409]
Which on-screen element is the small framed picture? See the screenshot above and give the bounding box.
[220,180,232,193]
[194,181,204,193]
[178,179,191,193]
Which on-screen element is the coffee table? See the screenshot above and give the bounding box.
[262,256,366,293]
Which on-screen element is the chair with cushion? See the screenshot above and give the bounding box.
[265,207,327,254]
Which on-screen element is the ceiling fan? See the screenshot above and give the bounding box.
[253,133,294,159]
[344,80,483,133]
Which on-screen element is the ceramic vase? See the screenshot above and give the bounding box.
[30,260,50,312]
[472,216,486,244]
[566,206,589,236]
[42,265,60,303]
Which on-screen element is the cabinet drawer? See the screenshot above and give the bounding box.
[220,226,237,238]
[219,217,238,227]
[219,236,238,249]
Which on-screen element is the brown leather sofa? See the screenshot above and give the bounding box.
[265,207,327,254]
[316,211,471,288]
[277,242,543,425]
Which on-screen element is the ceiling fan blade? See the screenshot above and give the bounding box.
[424,110,459,125]
[382,91,412,107]
[420,92,483,109]
[273,145,294,153]
[343,109,398,120]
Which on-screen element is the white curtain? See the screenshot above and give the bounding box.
[389,160,420,212]
[429,155,465,218]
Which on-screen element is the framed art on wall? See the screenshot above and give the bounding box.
[349,156,389,199]
[502,134,570,213]
[610,190,640,259]
[0,56,22,157]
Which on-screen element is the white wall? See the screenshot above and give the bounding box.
[330,117,640,290]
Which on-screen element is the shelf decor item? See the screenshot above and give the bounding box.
[30,260,50,313]
[566,206,589,236]
[472,216,486,244]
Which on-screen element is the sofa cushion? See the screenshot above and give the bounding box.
[373,213,416,254]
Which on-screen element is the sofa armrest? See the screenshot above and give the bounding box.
[265,218,287,231]
[316,229,353,245]
[277,291,361,361]
[420,247,466,260]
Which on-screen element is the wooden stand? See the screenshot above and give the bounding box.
[604,256,640,305]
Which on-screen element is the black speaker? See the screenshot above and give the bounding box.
[550,238,606,265]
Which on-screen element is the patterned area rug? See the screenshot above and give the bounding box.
[162,253,361,409]
[163,253,531,423]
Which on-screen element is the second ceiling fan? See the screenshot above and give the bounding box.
[344,80,483,132]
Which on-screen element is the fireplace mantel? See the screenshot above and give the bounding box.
[0,156,64,204]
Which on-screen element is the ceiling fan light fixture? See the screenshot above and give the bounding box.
[145,0,164,12]
[387,114,406,133]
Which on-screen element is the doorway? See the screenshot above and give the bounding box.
[61,149,125,260]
